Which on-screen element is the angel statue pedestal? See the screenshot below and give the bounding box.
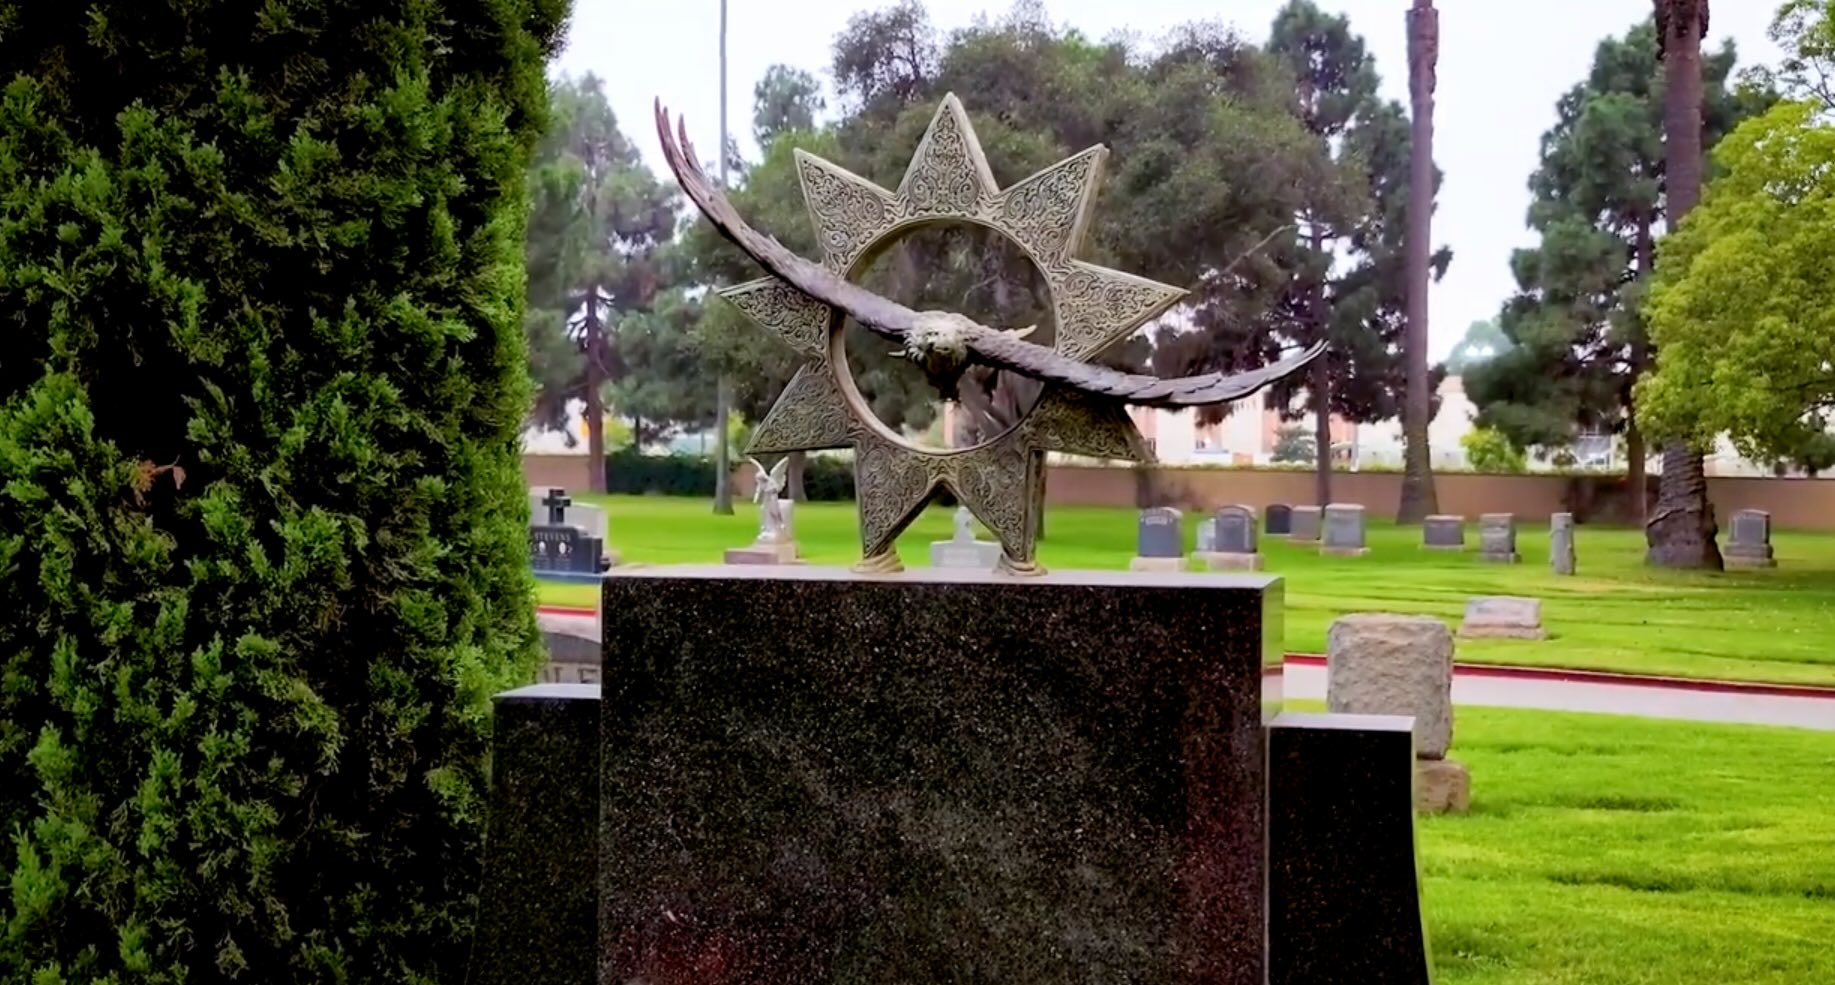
[724,457,802,565]
[466,93,1435,985]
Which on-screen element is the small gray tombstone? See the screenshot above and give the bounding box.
[1320,503,1368,557]
[1478,513,1519,563]
[1725,509,1776,568]
[1422,515,1465,551]
[1550,512,1577,576]
[1195,518,1218,553]
[1289,505,1323,542]
[1458,596,1546,640]
[1197,505,1262,570]
[1129,507,1188,571]
[1265,504,1294,536]
[931,506,1003,569]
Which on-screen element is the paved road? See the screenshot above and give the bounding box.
[1276,662,1835,732]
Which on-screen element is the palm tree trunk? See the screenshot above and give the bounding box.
[711,0,735,514]
[1308,227,1333,507]
[1626,216,1653,526]
[1646,0,1721,568]
[1398,0,1440,523]
[583,291,607,493]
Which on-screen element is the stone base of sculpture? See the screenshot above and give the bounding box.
[724,540,800,565]
[1128,555,1189,572]
[1196,551,1264,571]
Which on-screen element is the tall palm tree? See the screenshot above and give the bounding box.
[712,0,735,514]
[1398,0,1441,523]
[1645,0,1722,568]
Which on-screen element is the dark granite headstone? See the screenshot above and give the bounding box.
[530,487,612,575]
[1267,712,1432,984]
[597,566,1283,985]
[1136,506,1184,557]
[1266,504,1294,536]
[469,684,600,985]
[1215,505,1258,555]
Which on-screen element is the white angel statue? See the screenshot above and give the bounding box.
[750,456,791,544]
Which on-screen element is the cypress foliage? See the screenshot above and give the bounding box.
[0,2,566,981]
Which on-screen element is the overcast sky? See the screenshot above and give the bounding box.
[552,1,1785,361]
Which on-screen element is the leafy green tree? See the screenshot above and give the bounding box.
[1272,425,1317,464]
[1466,18,1768,526]
[0,1,562,981]
[1462,427,1530,473]
[525,74,690,490]
[1636,100,1835,465]
[1767,0,1835,105]
[753,65,826,145]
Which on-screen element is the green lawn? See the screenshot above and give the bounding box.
[1419,705,1835,984]
[540,495,1835,686]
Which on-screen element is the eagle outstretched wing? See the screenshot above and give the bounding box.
[655,100,1325,409]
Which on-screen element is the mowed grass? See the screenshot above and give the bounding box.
[1417,705,1835,984]
[538,495,1835,686]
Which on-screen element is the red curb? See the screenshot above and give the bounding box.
[536,604,1835,701]
[1282,653,1835,701]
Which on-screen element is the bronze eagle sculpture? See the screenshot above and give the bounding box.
[654,100,1324,408]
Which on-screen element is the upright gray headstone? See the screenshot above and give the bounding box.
[1130,507,1189,571]
[1725,509,1776,568]
[1215,505,1258,555]
[1550,512,1576,576]
[1265,504,1294,536]
[1422,515,1465,551]
[1198,505,1263,570]
[1478,513,1519,563]
[1320,504,1368,557]
[1136,507,1184,557]
[1289,506,1323,543]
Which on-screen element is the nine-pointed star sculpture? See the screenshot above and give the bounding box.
[656,93,1323,575]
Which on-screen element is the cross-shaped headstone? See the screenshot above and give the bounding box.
[541,487,571,526]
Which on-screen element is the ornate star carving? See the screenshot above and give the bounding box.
[722,94,1186,574]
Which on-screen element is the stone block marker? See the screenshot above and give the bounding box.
[1725,509,1776,568]
[1477,513,1519,563]
[1289,505,1322,542]
[1325,613,1468,815]
[1550,512,1576,576]
[1320,503,1368,557]
[1458,596,1546,640]
[1326,614,1454,759]
[1422,515,1465,550]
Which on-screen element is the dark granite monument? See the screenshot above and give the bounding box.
[1265,503,1294,536]
[529,487,615,580]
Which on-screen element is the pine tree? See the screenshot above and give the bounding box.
[0,1,562,981]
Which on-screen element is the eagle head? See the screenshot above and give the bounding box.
[900,311,976,401]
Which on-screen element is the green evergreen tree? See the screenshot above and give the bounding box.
[0,1,563,981]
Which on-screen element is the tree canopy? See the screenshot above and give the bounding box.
[1636,98,1835,462]
[1466,20,1771,455]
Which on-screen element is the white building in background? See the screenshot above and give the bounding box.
[1129,375,1476,469]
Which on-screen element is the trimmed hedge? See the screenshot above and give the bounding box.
[0,2,564,982]
[608,449,859,501]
